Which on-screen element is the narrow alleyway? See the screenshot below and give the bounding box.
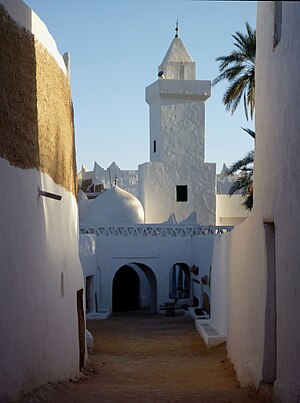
[25,313,267,402]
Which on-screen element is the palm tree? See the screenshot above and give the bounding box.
[227,148,254,211]
[213,22,256,121]
[213,23,256,210]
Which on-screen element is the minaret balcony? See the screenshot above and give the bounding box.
[146,79,211,104]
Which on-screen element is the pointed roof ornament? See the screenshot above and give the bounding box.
[175,20,179,38]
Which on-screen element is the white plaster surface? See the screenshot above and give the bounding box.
[86,185,144,224]
[141,38,214,225]
[159,37,195,80]
[216,195,251,226]
[254,3,300,400]
[0,158,84,401]
[79,222,225,317]
[210,5,300,401]
[0,0,67,76]
[226,217,266,387]
[96,230,192,314]
[210,233,230,338]
[195,319,226,348]
[80,162,139,198]
[139,161,215,224]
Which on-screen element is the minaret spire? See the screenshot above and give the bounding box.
[175,20,179,38]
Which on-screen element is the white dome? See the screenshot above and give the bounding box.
[86,186,144,224]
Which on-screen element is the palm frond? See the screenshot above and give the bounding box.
[223,74,249,114]
[241,127,256,139]
[227,150,254,176]
[213,21,256,120]
[242,193,253,211]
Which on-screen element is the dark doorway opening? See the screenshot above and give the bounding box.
[113,265,140,312]
[76,289,85,371]
[169,263,191,300]
[85,275,94,313]
[263,222,277,384]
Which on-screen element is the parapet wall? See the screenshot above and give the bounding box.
[0,1,76,195]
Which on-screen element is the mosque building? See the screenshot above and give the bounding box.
[78,27,243,320]
[78,26,250,227]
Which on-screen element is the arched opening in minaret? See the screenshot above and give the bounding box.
[112,263,157,314]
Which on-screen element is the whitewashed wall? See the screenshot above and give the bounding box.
[254,3,300,400]
[96,231,192,314]
[216,194,251,226]
[0,1,84,400]
[139,161,216,224]
[0,159,84,401]
[211,3,300,402]
[226,217,266,386]
[209,233,230,337]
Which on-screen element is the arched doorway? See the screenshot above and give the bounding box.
[113,265,140,312]
[112,263,157,314]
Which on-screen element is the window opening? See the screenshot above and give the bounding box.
[180,63,184,80]
[153,140,156,153]
[176,185,188,202]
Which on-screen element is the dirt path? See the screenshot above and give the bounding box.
[26,313,267,402]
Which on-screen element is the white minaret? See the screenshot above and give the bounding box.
[145,22,211,167]
[139,25,216,224]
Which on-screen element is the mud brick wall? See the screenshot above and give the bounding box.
[0,5,77,195]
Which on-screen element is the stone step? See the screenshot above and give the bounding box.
[195,319,226,348]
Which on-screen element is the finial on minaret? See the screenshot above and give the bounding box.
[175,20,179,38]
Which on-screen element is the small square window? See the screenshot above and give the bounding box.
[153,140,156,153]
[176,185,188,202]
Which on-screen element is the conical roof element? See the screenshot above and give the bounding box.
[158,35,196,80]
[161,37,193,65]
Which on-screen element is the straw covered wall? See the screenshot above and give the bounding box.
[0,4,77,195]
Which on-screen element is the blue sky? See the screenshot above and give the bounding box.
[25,0,256,173]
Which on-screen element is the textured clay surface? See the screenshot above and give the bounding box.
[0,5,77,195]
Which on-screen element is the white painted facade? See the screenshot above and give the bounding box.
[0,160,84,401]
[140,37,215,224]
[78,161,139,198]
[78,175,233,318]
[216,194,250,226]
[208,3,300,402]
[0,1,84,400]
[79,222,231,317]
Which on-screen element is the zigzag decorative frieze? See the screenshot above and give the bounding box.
[79,224,233,237]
